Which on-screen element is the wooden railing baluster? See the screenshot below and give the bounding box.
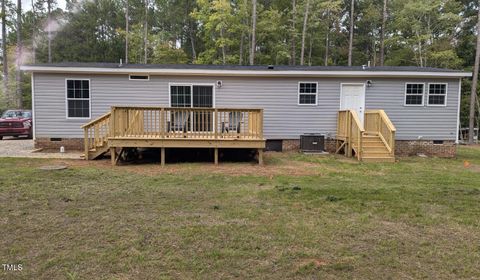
[82,106,265,160]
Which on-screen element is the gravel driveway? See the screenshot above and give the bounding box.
[0,137,83,159]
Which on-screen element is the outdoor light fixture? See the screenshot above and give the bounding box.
[216,80,223,88]
[366,80,373,87]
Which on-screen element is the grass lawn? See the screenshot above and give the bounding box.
[1,147,480,279]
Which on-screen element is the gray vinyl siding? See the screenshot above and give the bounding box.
[33,73,460,141]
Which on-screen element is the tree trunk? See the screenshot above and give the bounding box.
[348,0,354,66]
[47,0,52,63]
[379,0,387,66]
[31,0,36,63]
[249,0,257,65]
[417,32,423,67]
[324,9,330,66]
[308,33,312,66]
[189,19,196,61]
[220,28,226,65]
[2,0,8,102]
[468,2,480,144]
[185,0,196,61]
[290,0,296,65]
[300,0,310,66]
[16,0,22,108]
[144,0,148,64]
[125,0,129,64]
[239,29,244,65]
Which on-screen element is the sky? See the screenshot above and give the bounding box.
[24,0,68,11]
[0,0,68,39]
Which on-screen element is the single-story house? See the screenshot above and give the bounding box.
[21,63,471,163]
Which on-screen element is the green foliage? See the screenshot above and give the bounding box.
[0,0,479,111]
[428,49,463,69]
[151,43,189,64]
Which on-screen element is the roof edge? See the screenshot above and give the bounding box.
[20,65,472,78]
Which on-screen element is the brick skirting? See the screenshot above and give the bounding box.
[282,139,336,153]
[35,137,457,158]
[282,139,301,151]
[394,140,456,158]
[35,137,84,151]
[281,138,456,157]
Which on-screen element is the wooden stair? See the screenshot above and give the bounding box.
[336,109,396,163]
[361,134,395,162]
[87,144,110,160]
[82,112,112,160]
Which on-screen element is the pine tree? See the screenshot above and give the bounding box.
[469,2,480,144]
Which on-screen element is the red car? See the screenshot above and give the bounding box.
[0,109,33,140]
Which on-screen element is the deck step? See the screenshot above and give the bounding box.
[361,134,394,162]
[87,144,110,160]
[362,137,383,142]
[363,148,390,153]
[363,152,392,158]
[362,142,386,147]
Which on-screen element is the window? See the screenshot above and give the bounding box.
[298,82,318,105]
[66,79,90,118]
[170,85,192,107]
[193,86,214,108]
[129,75,149,80]
[170,84,214,108]
[404,83,424,106]
[428,83,447,106]
[169,84,215,132]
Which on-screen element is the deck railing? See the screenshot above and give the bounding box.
[364,110,396,156]
[337,110,365,160]
[81,112,111,160]
[110,106,264,140]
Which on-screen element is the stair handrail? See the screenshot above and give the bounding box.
[80,112,111,129]
[349,110,365,160]
[338,109,365,160]
[378,110,396,156]
[365,109,396,156]
[81,112,111,160]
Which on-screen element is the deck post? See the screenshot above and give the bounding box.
[346,112,352,157]
[161,147,165,166]
[214,109,218,139]
[84,128,89,160]
[258,148,264,165]
[110,147,116,166]
[214,148,219,165]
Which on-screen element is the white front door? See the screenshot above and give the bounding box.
[340,84,366,124]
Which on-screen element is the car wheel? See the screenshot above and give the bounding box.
[0,136,3,140]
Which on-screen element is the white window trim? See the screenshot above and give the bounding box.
[65,78,92,120]
[168,83,216,108]
[404,82,425,107]
[129,74,150,81]
[427,82,448,107]
[297,81,318,106]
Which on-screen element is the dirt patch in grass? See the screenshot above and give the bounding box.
[1,147,480,279]
[25,154,336,177]
[464,162,480,173]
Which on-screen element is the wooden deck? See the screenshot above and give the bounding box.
[82,106,266,165]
